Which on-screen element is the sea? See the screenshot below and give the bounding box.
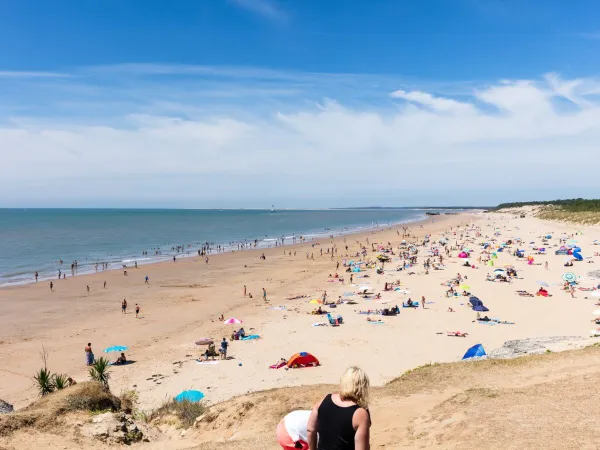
[0,208,457,287]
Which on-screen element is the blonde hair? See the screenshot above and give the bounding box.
[339,366,370,408]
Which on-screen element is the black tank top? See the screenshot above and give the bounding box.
[317,394,360,450]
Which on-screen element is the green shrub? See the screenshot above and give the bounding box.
[33,367,55,396]
[89,357,111,390]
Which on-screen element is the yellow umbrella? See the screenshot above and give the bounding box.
[309,299,322,304]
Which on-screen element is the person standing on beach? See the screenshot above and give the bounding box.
[263,288,267,302]
[244,285,247,296]
[145,275,149,284]
[122,299,127,314]
[49,281,53,291]
[104,281,107,288]
[35,271,38,282]
[135,304,140,318]
[421,296,426,309]
[220,337,228,360]
[86,285,90,293]
[307,366,371,450]
[85,343,95,366]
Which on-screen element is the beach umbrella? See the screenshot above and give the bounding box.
[536,281,549,287]
[174,390,205,403]
[359,285,372,292]
[494,269,505,273]
[561,272,577,283]
[104,345,128,353]
[223,318,242,325]
[309,299,322,304]
[195,339,213,346]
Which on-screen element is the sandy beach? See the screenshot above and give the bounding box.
[2,211,599,417]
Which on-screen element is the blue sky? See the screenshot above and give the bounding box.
[2,0,600,207]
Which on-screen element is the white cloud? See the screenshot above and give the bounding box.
[390,89,475,114]
[1,68,600,207]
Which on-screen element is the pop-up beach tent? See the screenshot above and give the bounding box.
[462,344,486,360]
[469,296,489,312]
[287,352,320,368]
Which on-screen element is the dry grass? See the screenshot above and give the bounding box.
[537,207,600,225]
[149,399,207,428]
[0,382,120,437]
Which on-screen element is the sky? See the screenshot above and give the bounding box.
[2,0,600,208]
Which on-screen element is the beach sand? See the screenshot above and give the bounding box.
[1,211,599,415]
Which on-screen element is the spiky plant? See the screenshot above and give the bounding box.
[53,373,69,390]
[89,357,111,390]
[33,367,55,396]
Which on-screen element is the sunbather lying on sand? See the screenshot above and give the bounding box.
[286,295,309,300]
[516,290,534,297]
[447,331,468,337]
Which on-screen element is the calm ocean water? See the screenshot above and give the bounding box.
[0,208,446,286]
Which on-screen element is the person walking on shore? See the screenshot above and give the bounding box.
[35,271,38,282]
[263,288,268,302]
[135,304,140,318]
[307,366,371,449]
[122,299,127,314]
[244,285,247,296]
[145,275,149,284]
[49,281,53,291]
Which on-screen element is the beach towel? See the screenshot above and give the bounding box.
[403,302,419,308]
[312,322,327,327]
[241,334,260,341]
[196,360,219,365]
[369,320,384,324]
[269,361,287,369]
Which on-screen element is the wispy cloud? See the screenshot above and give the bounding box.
[229,0,286,21]
[0,70,70,78]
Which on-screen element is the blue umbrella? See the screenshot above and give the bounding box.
[104,345,128,353]
[175,390,205,403]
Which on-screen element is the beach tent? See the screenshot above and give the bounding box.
[469,296,489,312]
[573,247,583,261]
[287,352,320,368]
[462,344,486,360]
[458,252,469,258]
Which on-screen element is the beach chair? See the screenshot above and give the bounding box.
[326,313,339,326]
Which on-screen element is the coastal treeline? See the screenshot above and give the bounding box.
[495,198,600,212]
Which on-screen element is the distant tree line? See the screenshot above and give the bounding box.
[495,198,600,212]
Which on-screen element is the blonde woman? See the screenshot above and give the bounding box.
[307,366,371,450]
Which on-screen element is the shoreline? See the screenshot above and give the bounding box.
[0,210,455,289]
